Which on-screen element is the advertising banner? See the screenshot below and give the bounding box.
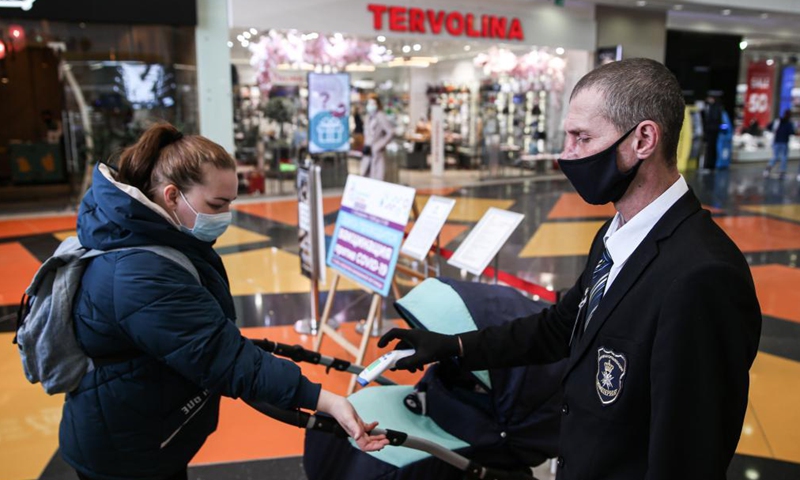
[308,73,351,154]
[743,61,775,129]
[779,66,796,118]
[327,175,416,296]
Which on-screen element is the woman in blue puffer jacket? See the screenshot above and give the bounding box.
[60,123,387,480]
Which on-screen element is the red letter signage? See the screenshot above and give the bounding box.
[370,5,524,41]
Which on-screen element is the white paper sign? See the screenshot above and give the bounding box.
[401,196,456,261]
[447,208,525,276]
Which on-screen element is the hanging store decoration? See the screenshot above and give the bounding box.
[474,47,566,95]
[250,30,392,95]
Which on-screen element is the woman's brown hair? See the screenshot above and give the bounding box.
[117,122,235,199]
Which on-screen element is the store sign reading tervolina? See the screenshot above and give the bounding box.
[327,175,416,296]
[308,73,351,154]
[367,4,524,41]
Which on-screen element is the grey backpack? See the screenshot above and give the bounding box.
[14,236,200,394]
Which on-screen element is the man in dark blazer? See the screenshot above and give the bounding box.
[380,58,762,479]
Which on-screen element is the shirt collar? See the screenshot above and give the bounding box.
[603,175,689,265]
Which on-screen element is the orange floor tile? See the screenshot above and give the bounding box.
[0,215,77,240]
[0,243,41,306]
[714,216,800,253]
[750,265,800,324]
[546,193,616,220]
[235,197,342,227]
[191,322,421,465]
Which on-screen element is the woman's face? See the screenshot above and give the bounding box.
[164,164,238,229]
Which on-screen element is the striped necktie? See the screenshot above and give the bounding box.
[584,248,613,331]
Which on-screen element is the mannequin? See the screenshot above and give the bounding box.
[361,96,394,180]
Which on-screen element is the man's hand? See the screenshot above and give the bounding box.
[377,328,461,372]
[316,390,389,452]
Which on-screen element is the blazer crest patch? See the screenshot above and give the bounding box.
[596,347,627,405]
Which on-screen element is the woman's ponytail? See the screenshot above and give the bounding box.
[117,123,184,196]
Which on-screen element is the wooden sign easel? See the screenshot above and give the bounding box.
[314,200,442,394]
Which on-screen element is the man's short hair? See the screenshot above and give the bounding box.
[571,58,685,165]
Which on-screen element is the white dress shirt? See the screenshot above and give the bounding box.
[602,175,689,294]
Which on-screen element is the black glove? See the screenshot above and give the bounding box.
[377,328,460,373]
[362,145,372,156]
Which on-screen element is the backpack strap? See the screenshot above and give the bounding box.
[83,245,201,285]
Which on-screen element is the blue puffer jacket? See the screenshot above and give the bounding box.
[59,164,321,480]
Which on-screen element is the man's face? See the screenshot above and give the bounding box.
[562,87,626,161]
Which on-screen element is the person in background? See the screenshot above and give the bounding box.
[61,122,387,480]
[763,110,796,178]
[361,96,394,180]
[701,94,724,171]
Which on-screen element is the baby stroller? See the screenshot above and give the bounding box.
[256,278,567,480]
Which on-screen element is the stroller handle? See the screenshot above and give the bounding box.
[253,338,396,386]
[253,402,536,480]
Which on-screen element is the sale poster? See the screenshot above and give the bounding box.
[742,61,775,129]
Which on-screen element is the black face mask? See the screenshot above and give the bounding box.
[558,125,642,205]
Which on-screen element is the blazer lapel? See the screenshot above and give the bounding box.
[563,189,702,378]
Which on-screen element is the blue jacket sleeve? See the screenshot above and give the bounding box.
[111,251,321,410]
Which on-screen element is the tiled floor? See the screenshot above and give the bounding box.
[2,163,800,479]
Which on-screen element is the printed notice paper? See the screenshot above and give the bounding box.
[447,208,524,276]
[400,195,455,261]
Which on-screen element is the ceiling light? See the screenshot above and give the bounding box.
[766,59,774,66]
[636,1,646,6]
[237,35,244,42]
[722,9,731,15]
[377,35,386,42]
[556,47,565,55]
[402,45,411,53]
[760,13,769,19]
[241,40,250,48]
[243,31,251,39]
[739,40,748,50]
[227,41,233,48]
[250,28,258,35]
[674,4,683,10]
[386,49,393,55]
[413,44,421,51]
[464,45,471,51]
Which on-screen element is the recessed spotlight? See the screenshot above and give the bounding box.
[556,47,565,55]
[464,45,471,51]
[739,40,748,50]
[242,40,250,48]
[386,50,393,55]
[227,41,233,48]
[250,28,258,35]
[766,59,774,66]
[722,9,731,15]
[402,45,411,53]
[237,35,244,42]
[243,31,251,39]
[760,13,769,19]
[377,35,386,42]
[413,44,421,51]
[636,0,646,6]
[674,4,683,10]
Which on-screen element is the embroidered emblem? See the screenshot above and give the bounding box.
[596,347,627,405]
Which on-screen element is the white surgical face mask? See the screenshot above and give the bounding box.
[366,102,378,114]
[178,191,232,242]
